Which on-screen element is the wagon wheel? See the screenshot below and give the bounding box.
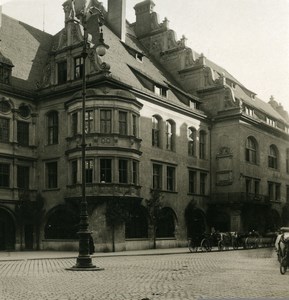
[218,240,224,251]
[280,257,288,275]
[188,239,198,253]
[200,238,211,252]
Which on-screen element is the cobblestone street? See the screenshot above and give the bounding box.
[0,248,288,300]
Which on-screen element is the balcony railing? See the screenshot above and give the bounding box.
[210,192,270,205]
[65,183,141,199]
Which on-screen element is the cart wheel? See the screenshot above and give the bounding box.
[200,239,210,252]
[280,258,287,275]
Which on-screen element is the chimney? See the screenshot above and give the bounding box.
[134,0,155,37]
[107,0,126,42]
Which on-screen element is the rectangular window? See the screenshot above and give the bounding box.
[72,112,78,136]
[17,121,29,146]
[276,184,281,201]
[85,110,93,134]
[189,170,196,194]
[132,161,138,185]
[119,159,128,183]
[0,117,9,142]
[245,178,251,194]
[153,164,162,190]
[199,132,206,159]
[132,115,137,137]
[48,112,58,145]
[100,110,112,134]
[166,166,175,192]
[0,163,9,187]
[85,159,93,184]
[254,180,260,195]
[100,159,112,183]
[119,111,127,135]
[46,162,57,189]
[17,166,29,189]
[200,173,207,195]
[57,61,67,84]
[74,56,84,79]
[268,182,274,200]
[71,160,77,185]
[287,186,289,203]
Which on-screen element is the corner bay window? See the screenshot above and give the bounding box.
[100,159,112,183]
[119,160,128,183]
[100,110,111,134]
[85,159,93,184]
[119,111,127,135]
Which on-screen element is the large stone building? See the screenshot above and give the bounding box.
[0,0,288,251]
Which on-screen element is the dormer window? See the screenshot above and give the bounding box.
[136,53,143,62]
[154,85,167,97]
[0,52,13,85]
[0,65,10,84]
[57,61,67,84]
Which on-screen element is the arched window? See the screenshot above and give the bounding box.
[188,127,196,156]
[245,137,257,164]
[199,130,206,159]
[125,206,148,239]
[44,207,79,239]
[47,111,58,145]
[166,120,175,151]
[152,115,161,147]
[268,145,278,169]
[156,207,176,238]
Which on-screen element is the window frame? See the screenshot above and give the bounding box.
[17,121,29,146]
[47,111,58,145]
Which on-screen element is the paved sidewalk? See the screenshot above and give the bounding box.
[0,247,190,261]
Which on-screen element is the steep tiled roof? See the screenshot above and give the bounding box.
[0,14,53,91]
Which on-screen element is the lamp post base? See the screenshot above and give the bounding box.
[66,256,104,271]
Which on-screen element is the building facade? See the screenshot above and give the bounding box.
[0,0,288,252]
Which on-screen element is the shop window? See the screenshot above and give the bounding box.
[125,206,148,238]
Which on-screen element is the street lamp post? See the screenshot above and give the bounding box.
[67,3,108,271]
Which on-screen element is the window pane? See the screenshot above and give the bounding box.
[167,166,175,191]
[85,159,93,184]
[48,112,58,145]
[46,162,57,189]
[100,159,112,183]
[119,111,127,135]
[0,163,9,187]
[153,164,162,190]
[119,160,128,183]
[100,110,111,134]
[17,121,29,146]
[0,118,9,142]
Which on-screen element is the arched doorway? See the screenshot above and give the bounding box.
[185,203,206,238]
[125,205,148,239]
[0,208,15,250]
[156,207,176,238]
[44,206,79,239]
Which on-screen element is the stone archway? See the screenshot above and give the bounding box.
[185,203,206,238]
[0,208,15,250]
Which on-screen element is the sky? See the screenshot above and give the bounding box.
[1,0,289,112]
